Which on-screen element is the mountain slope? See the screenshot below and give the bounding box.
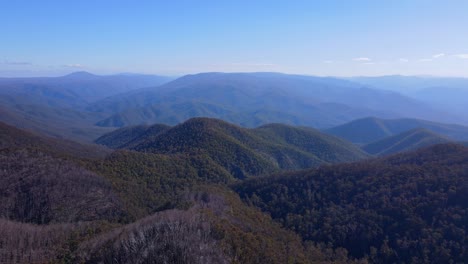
[235,143,468,263]
[0,148,124,224]
[362,128,451,155]
[94,124,171,149]
[97,118,368,178]
[326,116,468,145]
[0,72,172,142]
[0,121,110,159]
[91,72,454,128]
[0,71,172,106]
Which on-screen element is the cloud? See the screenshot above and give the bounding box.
[323,60,334,64]
[432,53,445,59]
[455,54,468,59]
[63,64,84,68]
[399,58,409,62]
[3,60,32,65]
[363,62,375,65]
[231,62,277,67]
[353,57,371,62]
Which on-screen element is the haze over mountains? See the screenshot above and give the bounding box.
[1,71,468,263]
[350,75,468,116]
[326,116,468,145]
[1,71,467,143]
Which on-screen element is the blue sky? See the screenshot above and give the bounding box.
[1,0,468,77]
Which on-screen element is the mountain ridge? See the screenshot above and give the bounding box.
[362,128,451,155]
[325,116,468,145]
[96,117,369,177]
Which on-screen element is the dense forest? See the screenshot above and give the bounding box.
[96,117,368,179]
[1,118,468,263]
[235,144,468,263]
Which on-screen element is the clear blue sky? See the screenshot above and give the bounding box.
[1,0,468,77]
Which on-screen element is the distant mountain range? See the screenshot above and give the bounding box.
[362,128,451,156]
[350,75,468,119]
[325,116,468,145]
[0,72,172,141]
[0,71,467,143]
[90,72,458,129]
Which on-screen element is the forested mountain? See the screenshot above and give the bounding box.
[90,72,456,128]
[1,72,465,142]
[0,72,171,141]
[0,149,124,224]
[362,128,451,156]
[0,121,110,159]
[0,71,171,106]
[0,119,338,264]
[1,72,468,263]
[96,118,369,178]
[2,115,468,262]
[235,143,468,263]
[325,116,468,145]
[94,123,171,149]
[349,75,468,122]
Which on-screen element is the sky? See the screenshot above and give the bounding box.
[1,0,468,77]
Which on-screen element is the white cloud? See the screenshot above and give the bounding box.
[353,57,371,62]
[323,60,334,64]
[63,64,84,68]
[432,53,445,59]
[455,54,468,59]
[229,62,277,67]
[399,58,409,62]
[3,60,32,65]
[363,62,375,65]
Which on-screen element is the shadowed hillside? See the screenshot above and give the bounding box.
[325,116,468,145]
[97,118,369,178]
[235,144,468,263]
[0,121,110,159]
[362,128,451,155]
[0,148,125,224]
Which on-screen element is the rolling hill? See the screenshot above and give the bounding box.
[90,72,455,128]
[96,117,369,178]
[0,122,334,263]
[0,71,172,107]
[0,72,172,142]
[0,121,110,159]
[362,128,451,156]
[1,72,465,143]
[235,143,468,263]
[349,75,468,123]
[325,116,468,145]
[94,123,171,149]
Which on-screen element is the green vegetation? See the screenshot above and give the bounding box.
[0,121,110,159]
[2,116,467,263]
[235,144,468,263]
[98,118,368,178]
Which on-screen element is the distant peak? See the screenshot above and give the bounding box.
[64,71,98,79]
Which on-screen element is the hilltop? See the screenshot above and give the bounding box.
[97,117,369,178]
